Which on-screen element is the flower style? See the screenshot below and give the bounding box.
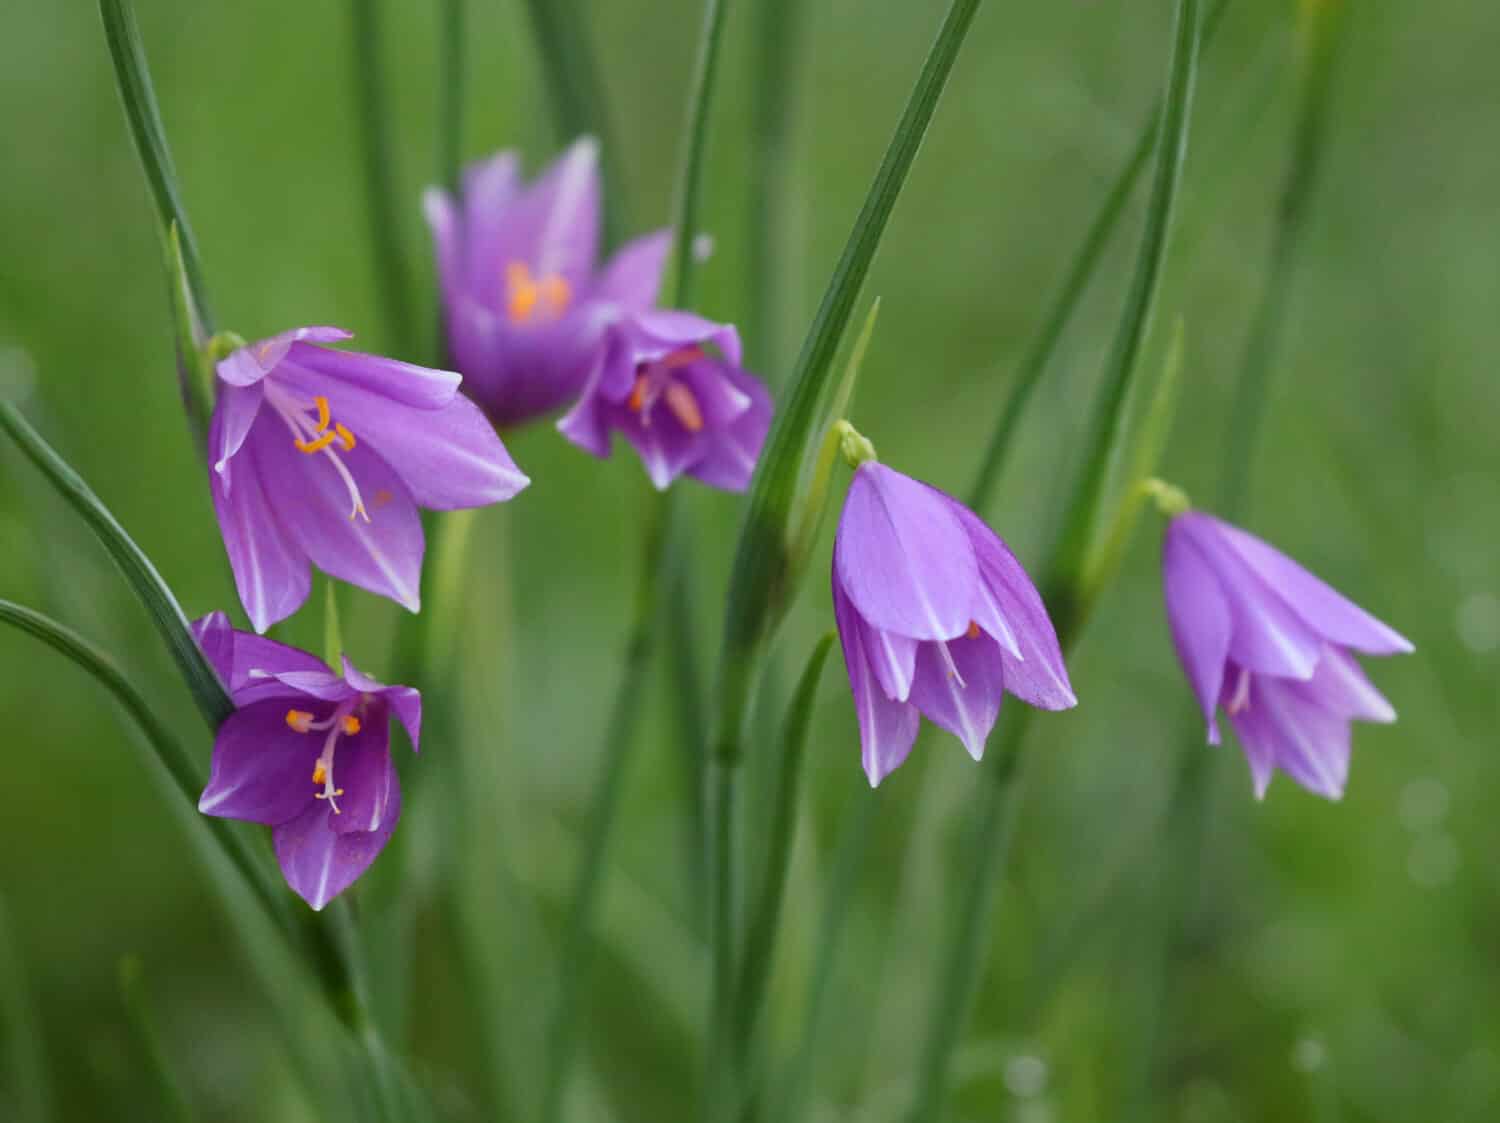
[424,137,673,426]
[831,463,1076,786]
[557,309,772,491]
[1162,511,1413,799]
[192,612,420,910]
[210,325,529,632]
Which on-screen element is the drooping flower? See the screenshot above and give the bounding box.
[1162,511,1413,799]
[831,462,1076,786]
[424,137,673,426]
[557,309,772,491]
[210,325,528,632]
[192,612,420,910]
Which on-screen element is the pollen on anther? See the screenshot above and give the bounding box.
[966,621,981,640]
[312,762,327,786]
[341,715,362,736]
[286,709,314,733]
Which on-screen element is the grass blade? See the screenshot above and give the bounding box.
[0,896,50,1123]
[119,956,198,1123]
[0,401,232,727]
[666,0,732,310]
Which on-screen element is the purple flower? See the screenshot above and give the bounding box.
[192,612,420,910]
[210,325,528,632]
[557,309,772,491]
[424,137,673,426]
[1163,512,1413,799]
[831,463,1076,786]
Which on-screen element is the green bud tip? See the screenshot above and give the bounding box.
[834,419,877,469]
[204,331,247,365]
[1142,477,1191,517]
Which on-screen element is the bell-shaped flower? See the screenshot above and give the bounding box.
[210,325,528,632]
[831,462,1076,786]
[424,137,673,426]
[557,309,772,491]
[192,612,420,910]
[1162,511,1413,799]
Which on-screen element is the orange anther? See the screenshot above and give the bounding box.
[312,395,332,433]
[286,709,314,733]
[334,422,356,451]
[663,382,704,433]
[966,621,981,640]
[340,715,362,736]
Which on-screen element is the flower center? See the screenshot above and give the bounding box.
[1226,666,1252,715]
[505,261,572,324]
[285,702,366,815]
[626,347,706,432]
[263,384,370,522]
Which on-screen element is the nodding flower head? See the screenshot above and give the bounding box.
[1162,511,1413,800]
[424,137,674,427]
[192,612,421,910]
[831,462,1076,786]
[209,325,529,632]
[557,309,773,492]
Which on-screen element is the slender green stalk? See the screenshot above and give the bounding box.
[665,522,710,903]
[540,493,673,1123]
[727,636,835,1108]
[901,3,1202,1119]
[349,0,417,358]
[0,400,232,727]
[519,0,630,245]
[965,0,1231,515]
[746,0,810,376]
[668,0,731,311]
[710,3,984,1117]
[97,0,212,327]
[1142,4,1348,1112]
[0,896,50,1123]
[436,0,466,193]
[119,956,198,1123]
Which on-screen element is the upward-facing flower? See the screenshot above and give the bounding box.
[557,309,772,491]
[1162,511,1413,799]
[831,462,1076,786]
[210,325,528,632]
[424,137,673,426]
[192,612,420,910]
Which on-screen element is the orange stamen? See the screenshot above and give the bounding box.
[312,395,332,433]
[340,715,362,736]
[334,422,356,451]
[663,382,704,432]
[294,430,340,455]
[286,709,314,733]
[966,621,981,640]
[627,374,650,413]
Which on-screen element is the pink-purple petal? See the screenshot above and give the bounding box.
[341,656,422,751]
[834,578,920,787]
[1289,646,1397,724]
[834,463,977,642]
[199,700,320,825]
[592,229,672,309]
[1163,519,1233,744]
[211,383,264,488]
[491,137,600,290]
[217,328,353,387]
[210,436,312,634]
[272,777,402,911]
[328,729,398,836]
[1230,675,1351,800]
[906,635,1006,761]
[1208,516,1414,656]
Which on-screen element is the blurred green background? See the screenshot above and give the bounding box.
[2,0,1497,1120]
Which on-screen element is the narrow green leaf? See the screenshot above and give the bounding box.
[965,0,1232,514]
[0,401,233,727]
[666,0,732,310]
[728,634,835,1107]
[1042,0,1202,640]
[436,0,466,193]
[98,0,213,328]
[717,0,984,756]
[119,956,198,1123]
[349,0,417,358]
[164,223,214,453]
[519,0,630,245]
[0,895,50,1123]
[323,580,344,671]
[0,599,279,920]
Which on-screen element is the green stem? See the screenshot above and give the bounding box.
[0,895,50,1123]
[965,0,1232,515]
[901,3,1202,1118]
[540,492,673,1123]
[704,752,741,1122]
[119,956,198,1123]
[746,0,810,376]
[668,0,731,311]
[727,636,835,1109]
[519,0,630,245]
[349,0,416,358]
[436,0,466,193]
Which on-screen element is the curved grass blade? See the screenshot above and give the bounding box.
[666,0,731,310]
[98,0,212,327]
[119,956,197,1123]
[717,0,985,737]
[728,634,835,1110]
[436,0,466,193]
[0,401,232,727]
[965,0,1231,514]
[0,895,50,1123]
